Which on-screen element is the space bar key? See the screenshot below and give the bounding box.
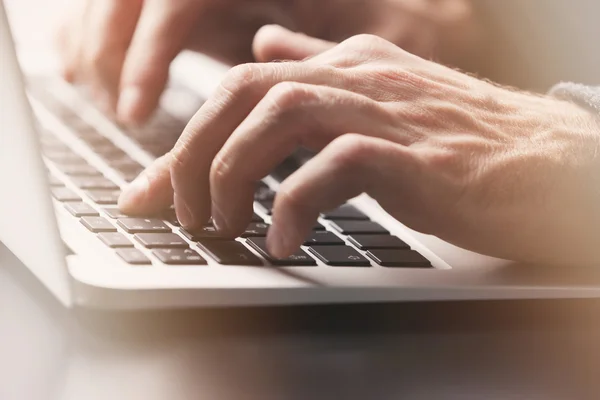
[198,240,263,266]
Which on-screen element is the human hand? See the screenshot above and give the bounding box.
[56,0,477,126]
[118,26,600,267]
[55,0,286,125]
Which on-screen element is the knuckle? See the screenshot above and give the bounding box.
[168,144,193,180]
[219,63,263,97]
[209,153,232,185]
[264,82,317,114]
[342,34,392,52]
[416,139,479,186]
[327,134,373,170]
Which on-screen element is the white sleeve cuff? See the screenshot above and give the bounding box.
[549,82,600,113]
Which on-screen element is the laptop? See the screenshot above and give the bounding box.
[1,2,600,309]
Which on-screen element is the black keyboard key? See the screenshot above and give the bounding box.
[153,248,207,265]
[86,190,121,204]
[78,135,113,146]
[116,248,151,265]
[198,240,263,265]
[254,185,276,201]
[329,220,388,235]
[366,249,431,268]
[94,146,128,158]
[348,235,409,250]
[117,218,171,233]
[80,216,116,232]
[41,140,70,152]
[105,156,138,169]
[64,202,99,217]
[102,207,127,219]
[42,147,75,157]
[142,143,171,157]
[51,187,81,202]
[91,143,122,154]
[246,237,316,266]
[70,176,119,190]
[65,119,97,134]
[256,181,269,190]
[45,152,87,165]
[180,225,226,240]
[257,200,273,215]
[313,222,326,231]
[97,232,133,248]
[107,159,144,174]
[251,212,264,222]
[161,209,180,226]
[134,233,188,248]
[270,156,301,182]
[308,245,371,266]
[303,231,344,246]
[321,204,368,220]
[60,164,101,176]
[120,171,141,182]
[48,175,63,186]
[241,222,270,237]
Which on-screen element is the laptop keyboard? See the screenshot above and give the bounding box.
[30,79,432,269]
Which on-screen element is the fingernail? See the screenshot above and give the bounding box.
[118,173,149,211]
[267,224,288,259]
[117,86,143,125]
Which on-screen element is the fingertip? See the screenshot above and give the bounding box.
[253,24,336,62]
[267,207,314,259]
[266,222,292,259]
[252,24,293,62]
[118,173,150,214]
[60,65,76,83]
[254,24,291,44]
[117,86,153,125]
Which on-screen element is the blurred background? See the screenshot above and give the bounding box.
[5,0,600,91]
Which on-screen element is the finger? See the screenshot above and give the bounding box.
[117,0,203,125]
[266,134,420,258]
[165,62,347,232]
[252,25,336,62]
[118,154,174,215]
[81,0,142,110]
[210,82,400,236]
[55,0,90,82]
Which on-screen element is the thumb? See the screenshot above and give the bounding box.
[252,25,336,62]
